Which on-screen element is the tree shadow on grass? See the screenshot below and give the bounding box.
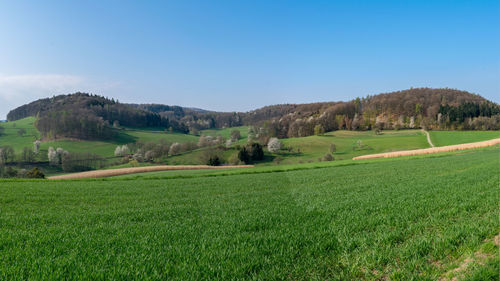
[113,130,139,145]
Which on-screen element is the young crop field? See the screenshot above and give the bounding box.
[0,148,498,280]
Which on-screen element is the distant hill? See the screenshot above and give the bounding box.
[6,88,499,141]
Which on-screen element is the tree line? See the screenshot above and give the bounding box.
[6,88,499,142]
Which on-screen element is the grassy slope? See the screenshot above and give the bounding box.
[0,117,40,151]
[0,117,198,157]
[167,130,430,166]
[280,130,429,164]
[429,130,500,147]
[200,126,250,140]
[0,149,498,280]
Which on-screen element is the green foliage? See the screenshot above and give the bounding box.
[249,143,264,161]
[237,146,250,164]
[322,153,334,161]
[26,167,45,179]
[236,143,265,164]
[17,128,27,136]
[313,124,325,135]
[0,149,497,279]
[207,155,221,166]
[329,143,336,153]
[230,129,241,140]
[61,152,105,172]
[200,149,224,166]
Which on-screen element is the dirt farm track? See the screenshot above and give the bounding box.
[353,138,500,160]
[48,165,254,180]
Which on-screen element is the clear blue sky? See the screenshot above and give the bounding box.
[0,0,498,119]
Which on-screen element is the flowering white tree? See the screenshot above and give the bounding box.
[225,139,233,148]
[48,147,67,165]
[198,135,214,147]
[133,149,144,162]
[267,137,282,153]
[114,146,122,157]
[144,150,155,162]
[48,147,57,165]
[114,145,130,157]
[33,140,41,154]
[169,142,181,155]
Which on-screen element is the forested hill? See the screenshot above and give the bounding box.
[6,88,500,141]
[6,93,179,140]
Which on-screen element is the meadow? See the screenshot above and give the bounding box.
[0,148,498,280]
[429,130,500,146]
[0,117,198,158]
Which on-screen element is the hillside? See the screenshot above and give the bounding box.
[6,88,500,143]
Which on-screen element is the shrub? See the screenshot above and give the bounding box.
[17,128,27,136]
[33,140,41,154]
[237,147,250,164]
[198,135,214,147]
[249,143,264,161]
[144,150,156,162]
[129,159,139,167]
[228,153,244,165]
[21,147,36,163]
[329,144,336,153]
[230,130,241,141]
[6,166,18,177]
[133,150,144,162]
[323,153,334,161]
[169,143,181,155]
[62,152,105,172]
[314,124,325,135]
[238,143,265,163]
[207,155,221,166]
[273,156,283,164]
[26,167,45,179]
[0,146,15,164]
[200,149,224,166]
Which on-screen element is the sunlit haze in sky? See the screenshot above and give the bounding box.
[0,0,499,119]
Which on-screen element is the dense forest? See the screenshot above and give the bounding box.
[6,88,499,140]
[8,93,179,139]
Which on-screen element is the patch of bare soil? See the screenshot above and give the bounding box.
[353,138,500,160]
[48,165,254,180]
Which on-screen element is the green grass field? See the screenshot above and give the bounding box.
[0,117,40,151]
[166,129,430,166]
[0,117,198,158]
[429,130,500,146]
[201,126,250,140]
[0,148,498,280]
[279,130,430,164]
[130,129,500,166]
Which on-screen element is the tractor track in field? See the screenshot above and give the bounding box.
[48,165,254,180]
[353,138,500,160]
